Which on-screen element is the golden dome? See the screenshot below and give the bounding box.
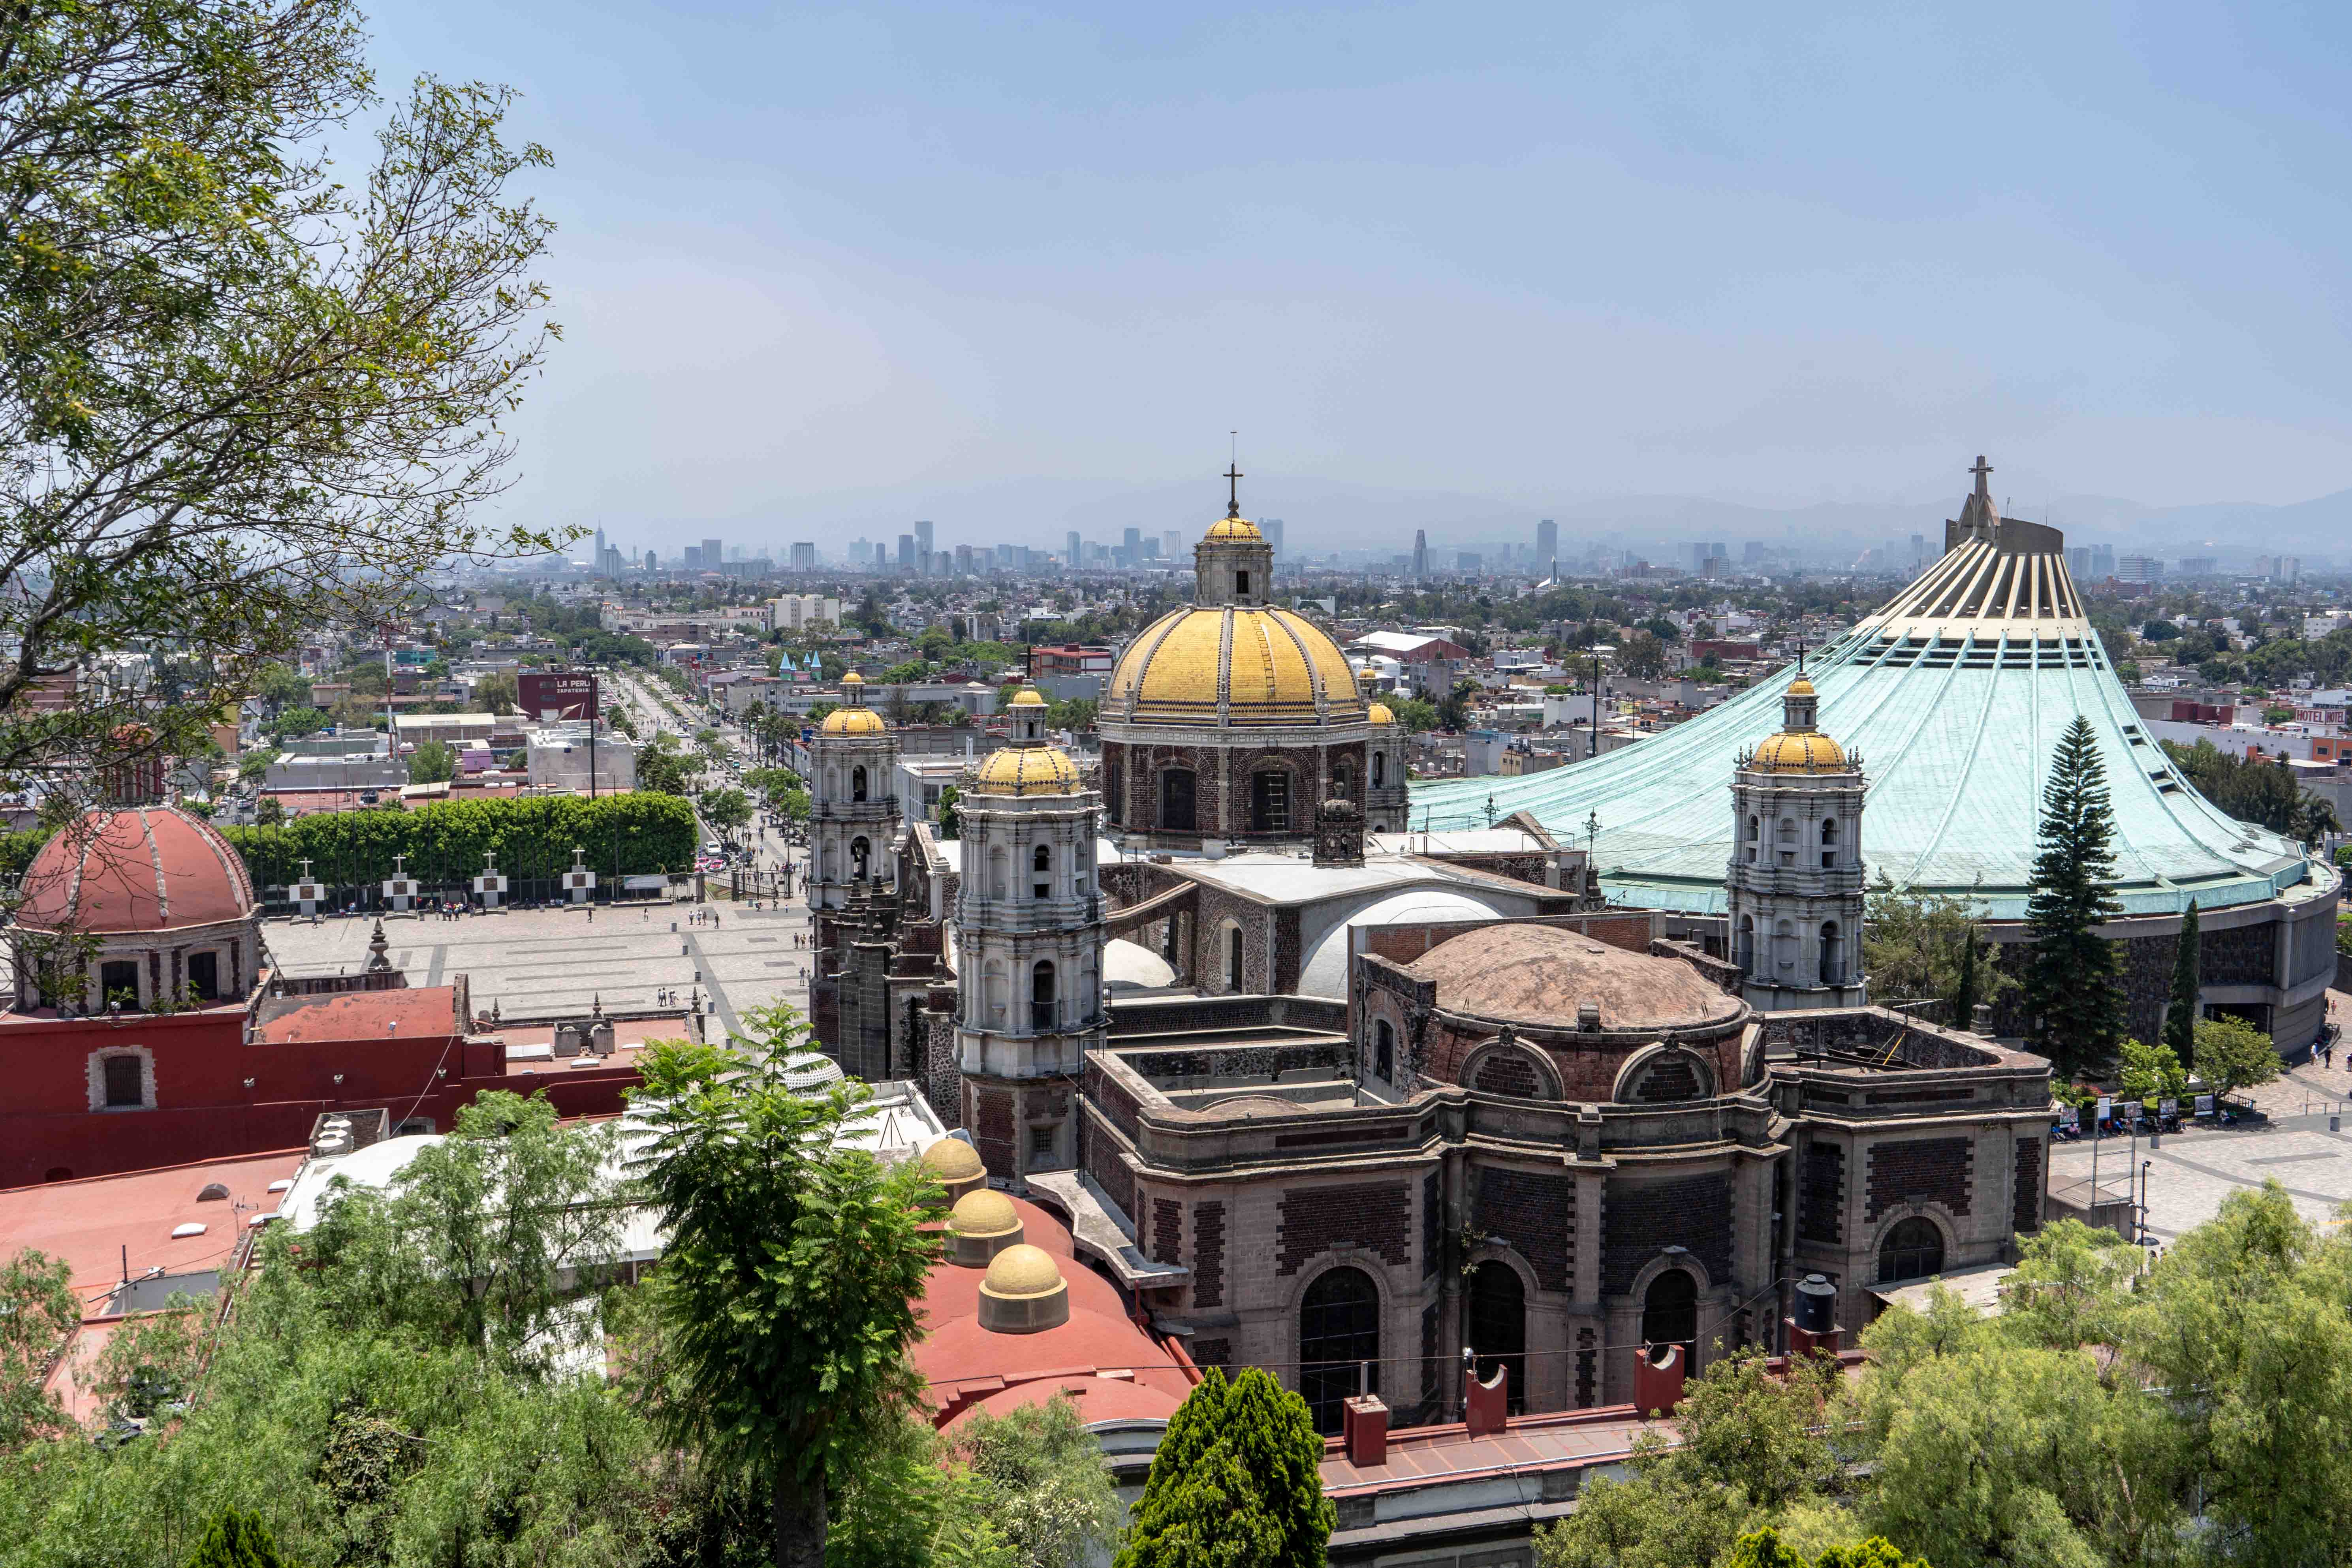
[820,707,887,736]
[1786,676,1816,697]
[842,671,865,684]
[1204,515,1263,541]
[973,745,1080,796]
[920,1138,984,1180]
[1106,607,1366,728]
[1007,688,1047,707]
[1368,702,1396,725]
[948,1188,1020,1237]
[980,1243,1065,1299]
[1751,731,1849,773]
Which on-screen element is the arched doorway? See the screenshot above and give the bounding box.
[1641,1269,1698,1361]
[1299,1267,1380,1436]
[1030,961,1057,1031]
[1468,1260,1527,1414]
[1226,924,1245,992]
[1374,1018,1395,1083]
[1820,921,1842,985]
[1878,1216,1943,1283]
[850,765,868,803]
[1250,769,1291,833]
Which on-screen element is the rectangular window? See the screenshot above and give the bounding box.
[1251,770,1290,834]
[99,959,139,1008]
[187,951,220,1001]
[103,1055,143,1108]
[1030,1123,1056,1156]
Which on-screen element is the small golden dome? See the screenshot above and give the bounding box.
[948,1188,1020,1237]
[981,1243,1065,1299]
[842,671,865,685]
[1204,515,1264,541]
[820,707,887,736]
[1368,702,1396,725]
[920,1138,984,1180]
[1752,731,1849,773]
[973,746,1079,796]
[1007,688,1047,707]
[1786,676,1816,697]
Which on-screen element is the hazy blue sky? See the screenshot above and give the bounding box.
[361,0,2352,548]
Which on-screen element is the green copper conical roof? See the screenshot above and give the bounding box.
[1411,480,2316,920]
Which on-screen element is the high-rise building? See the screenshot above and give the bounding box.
[2067,545,2091,578]
[682,545,701,570]
[897,534,916,570]
[914,521,934,559]
[1122,527,1141,562]
[1163,528,1184,560]
[2178,557,2217,577]
[1536,519,1556,575]
[702,538,722,570]
[791,542,817,572]
[2092,544,2115,578]
[1066,530,1081,568]
[1456,551,1482,572]
[593,525,605,564]
[1260,517,1284,563]
[2119,555,2165,583]
[1412,530,1428,579]
[644,549,658,572]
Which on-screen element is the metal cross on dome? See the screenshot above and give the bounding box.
[1224,461,1244,519]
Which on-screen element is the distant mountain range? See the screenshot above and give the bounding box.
[698,474,2352,569]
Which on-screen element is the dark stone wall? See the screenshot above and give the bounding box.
[1865,1137,1974,1224]
[968,1083,1017,1181]
[1083,1059,1141,1139]
[1083,1111,1134,1224]
[1476,1165,1574,1291]
[1194,1200,1226,1308]
[1602,1172,1732,1297]
[1152,1198,1181,1265]
[1799,1144,1844,1244]
[1277,1181,1413,1276]
[1425,1015,1745,1102]
[1472,1051,1542,1097]
[1192,1337,1230,1372]
[1422,1169,1442,1276]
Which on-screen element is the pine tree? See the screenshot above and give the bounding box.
[186,1509,288,1568]
[1117,1367,1334,1568]
[2023,716,2127,1079]
[2164,899,2200,1062]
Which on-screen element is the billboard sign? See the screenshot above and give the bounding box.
[518,671,598,721]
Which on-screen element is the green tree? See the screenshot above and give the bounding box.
[938,784,962,840]
[701,786,753,833]
[93,1297,207,1423]
[953,1393,1124,1568]
[0,1,560,791]
[1118,1367,1333,1568]
[1862,878,2012,1022]
[407,739,457,785]
[0,1248,77,1450]
[1616,630,1670,681]
[1434,681,1476,732]
[299,1091,619,1374]
[628,1004,946,1568]
[2022,717,2126,1079]
[1388,694,1440,732]
[186,1508,291,1568]
[264,706,332,743]
[636,732,695,796]
[2116,1038,2188,1105]
[2192,1014,2281,1102]
[474,671,521,715]
[2163,898,2200,1061]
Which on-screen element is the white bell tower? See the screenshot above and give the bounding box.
[1726,664,1869,1011]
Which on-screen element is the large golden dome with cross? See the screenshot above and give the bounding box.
[1107,605,1364,728]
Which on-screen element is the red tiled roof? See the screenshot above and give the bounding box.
[0,1149,306,1297]
[252,986,461,1043]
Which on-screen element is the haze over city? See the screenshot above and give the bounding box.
[357,1,2352,556]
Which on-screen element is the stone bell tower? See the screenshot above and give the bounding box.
[808,672,901,912]
[954,690,1105,1187]
[1726,663,1868,1011]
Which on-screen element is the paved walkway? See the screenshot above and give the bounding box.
[2048,989,2352,1241]
[264,901,824,1041]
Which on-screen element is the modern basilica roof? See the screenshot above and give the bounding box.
[1410,468,2316,920]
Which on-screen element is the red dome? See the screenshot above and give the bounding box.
[17,807,256,935]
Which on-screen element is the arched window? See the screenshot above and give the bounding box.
[1374,1018,1395,1083]
[983,961,1007,1026]
[1030,961,1057,1031]
[1334,760,1356,800]
[1736,915,1755,974]
[1879,1217,1943,1283]
[1032,843,1051,899]
[1159,769,1196,833]
[851,765,868,803]
[1468,1261,1527,1414]
[1371,752,1386,788]
[1773,918,1795,972]
[1821,816,1839,869]
[1641,1269,1698,1357]
[850,836,871,880]
[987,846,1008,899]
[1226,925,1245,991]
[1820,921,1843,986]
[1299,1267,1380,1436]
[1747,814,1760,840]
[1777,817,1796,843]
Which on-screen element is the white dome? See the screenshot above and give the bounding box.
[1295,887,1525,998]
[1104,938,1177,992]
